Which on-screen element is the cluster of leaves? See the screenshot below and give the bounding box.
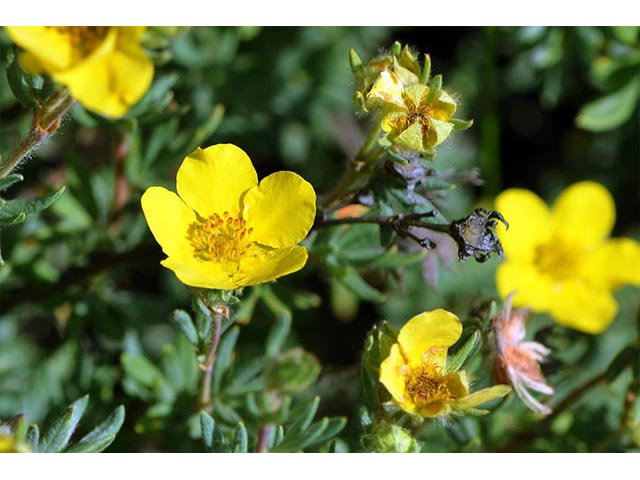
[0,395,123,453]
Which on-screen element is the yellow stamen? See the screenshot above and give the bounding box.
[187,212,254,263]
[405,363,453,409]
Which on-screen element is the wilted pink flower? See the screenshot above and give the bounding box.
[493,292,554,415]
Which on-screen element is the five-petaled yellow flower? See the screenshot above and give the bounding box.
[379,309,510,418]
[367,70,457,153]
[5,26,154,118]
[141,144,316,290]
[496,181,640,334]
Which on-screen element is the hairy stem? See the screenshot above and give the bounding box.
[256,423,275,453]
[0,88,75,178]
[199,310,224,411]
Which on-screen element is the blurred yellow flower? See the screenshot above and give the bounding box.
[5,26,154,118]
[368,71,457,153]
[495,181,640,334]
[379,309,510,418]
[141,144,316,290]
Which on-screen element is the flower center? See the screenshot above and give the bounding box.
[405,363,453,409]
[534,239,580,280]
[54,27,110,58]
[187,211,254,263]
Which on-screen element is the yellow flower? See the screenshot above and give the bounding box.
[141,144,316,290]
[357,44,421,98]
[379,309,510,418]
[495,181,640,334]
[5,26,154,118]
[368,72,457,153]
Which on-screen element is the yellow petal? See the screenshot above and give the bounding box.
[550,280,618,334]
[431,90,457,120]
[450,385,511,410]
[495,188,551,262]
[55,44,152,118]
[234,245,309,287]
[397,309,462,368]
[582,238,640,290]
[427,117,454,148]
[5,26,73,71]
[394,120,425,152]
[161,255,238,290]
[367,70,405,108]
[176,144,258,218]
[551,181,615,249]
[497,261,555,312]
[243,171,316,248]
[141,186,196,259]
[115,26,147,46]
[379,344,415,413]
[446,370,470,398]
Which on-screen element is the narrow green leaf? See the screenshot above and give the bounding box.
[232,422,248,453]
[200,411,215,453]
[305,417,347,448]
[213,400,243,425]
[349,48,362,72]
[0,174,23,192]
[6,47,35,107]
[286,396,320,436]
[445,331,482,374]
[338,269,386,303]
[0,211,26,226]
[576,78,640,132]
[425,74,443,103]
[265,312,292,357]
[451,118,474,131]
[420,53,431,85]
[212,326,240,393]
[26,424,39,450]
[606,346,637,383]
[171,309,198,346]
[40,395,89,453]
[0,186,65,221]
[66,406,125,453]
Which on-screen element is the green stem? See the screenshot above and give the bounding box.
[199,309,224,412]
[0,88,75,178]
[321,123,384,209]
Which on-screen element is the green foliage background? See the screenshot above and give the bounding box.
[0,26,638,452]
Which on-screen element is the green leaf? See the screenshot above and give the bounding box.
[212,326,240,393]
[0,211,26,226]
[286,396,320,436]
[40,395,89,453]
[232,422,248,453]
[171,309,198,346]
[26,425,40,450]
[200,412,216,453]
[445,331,482,374]
[0,174,23,192]
[126,73,178,118]
[6,47,36,107]
[606,346,638,384]
[121,352,173,402]
[66,406,125,453]
[213,400,243,425]
[337,269,385,303]
[0,186,65,222]
[576,78,640,132]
